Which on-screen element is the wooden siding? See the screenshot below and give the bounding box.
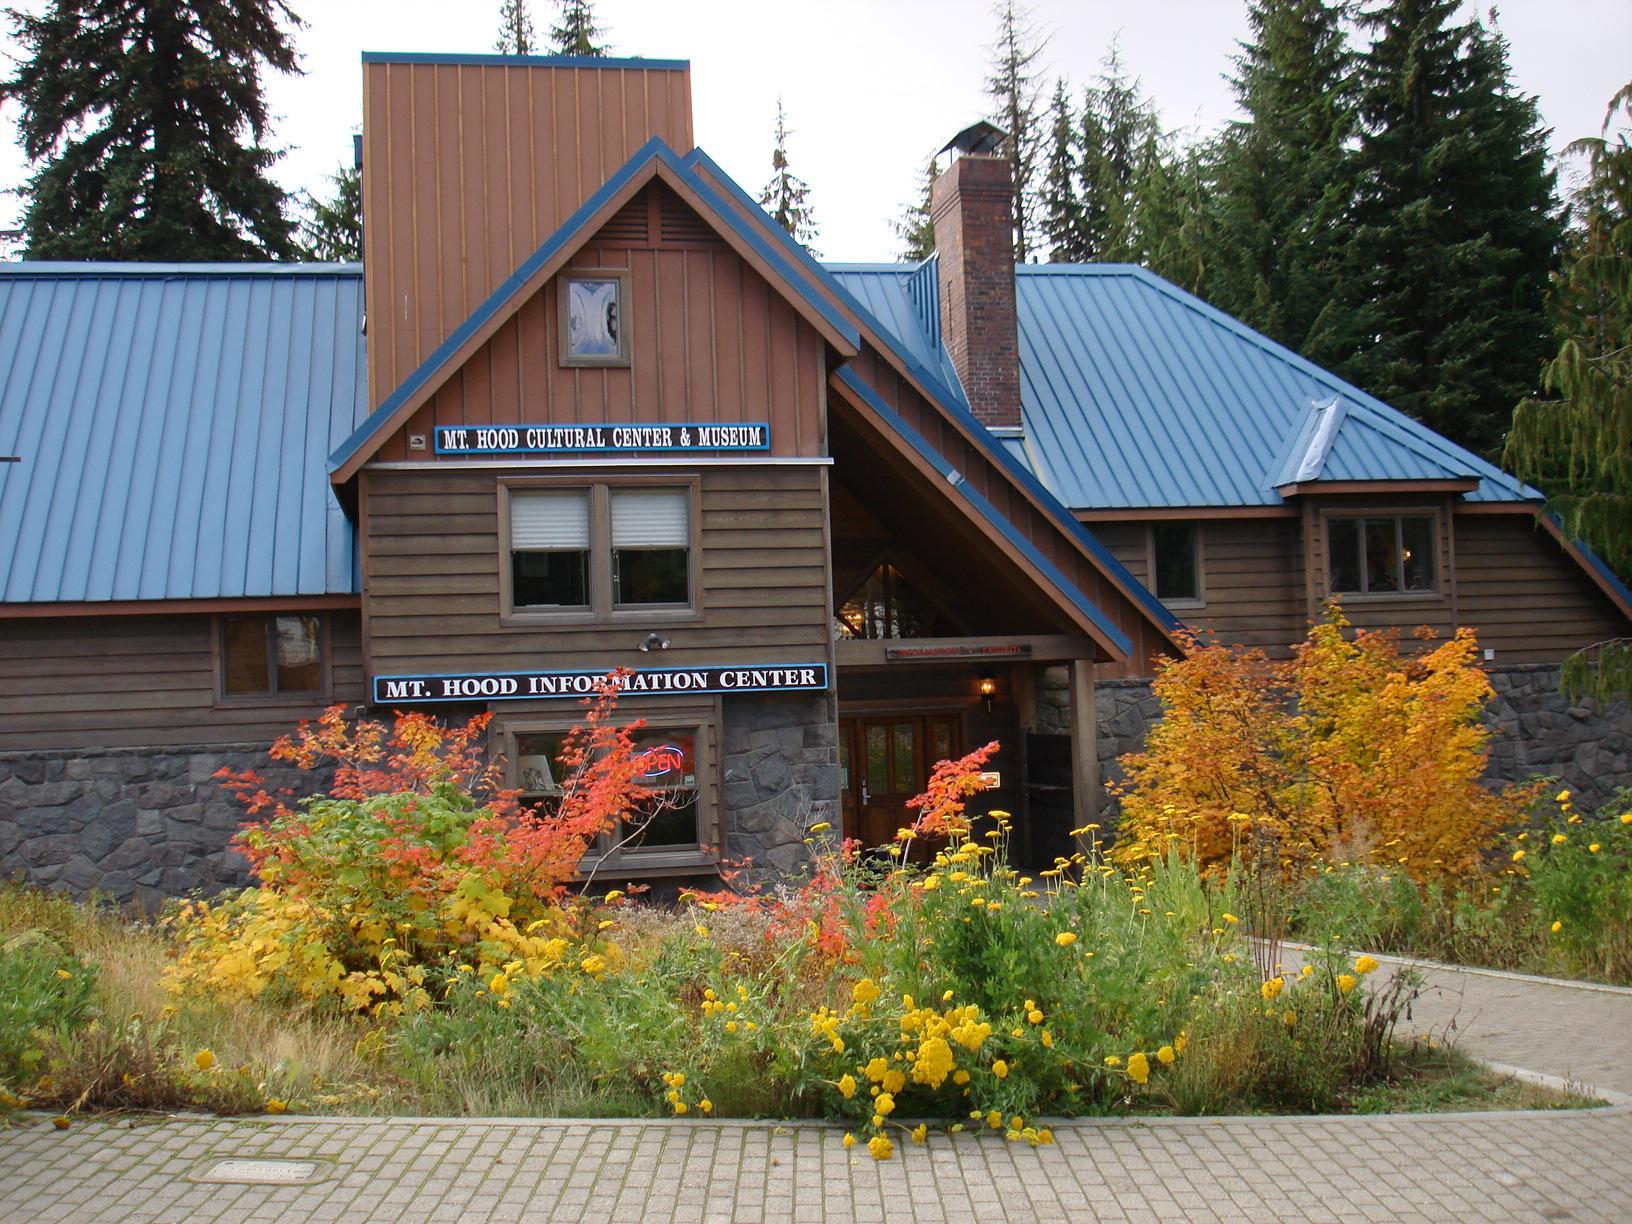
[1090,519,1304,655]
[1456,515,1629,664]
[362,465,831,675]
[0,613,365,751]
[362,60,695,406]
[377,185,828,461]
[842,349,1176,676]
[1090,506,1628,670]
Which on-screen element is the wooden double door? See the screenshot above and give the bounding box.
[838,713,961,850]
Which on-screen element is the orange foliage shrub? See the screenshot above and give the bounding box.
[1113,608,1525,881]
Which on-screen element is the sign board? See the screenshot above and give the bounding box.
[434,422,770,456]
[977,771,1002,790]
[372,663,828,705]
[883,643,1033,662]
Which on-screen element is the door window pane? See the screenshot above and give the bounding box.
[513,549,589,608]
[1364,519,1401,592]
[891,722,916,793]
[1401,517,1436,591]
[1328,519,1362,593]
[611,488,689,606]
[222,616,270,695]
[273,616,322,692]
[928,718,954,766]
[1153,523,1199,601]
[517,731,569,796]
[614,547,688,605]
[625,730,698,850]
[865,724,889,796]
[511,490,591,609]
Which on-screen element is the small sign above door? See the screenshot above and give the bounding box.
[883,643,1033,662]
[434,423,770,456]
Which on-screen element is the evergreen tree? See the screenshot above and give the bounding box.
[1080,45,1165,262]
[985,0,1049,262]
[496,0,535,54]
[1132,142,1212,293]
[1,0,303,260]
[1506,83,1632,700]
[550,0,609,56]
[1039,79,1089,261]
[1206,0,1357,352]
[297,164,362,262]
[1307,1,1561,455]
[758,98,820,255]
[893,154,938,261]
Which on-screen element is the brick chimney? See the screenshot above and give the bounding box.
[931,126,1021,432]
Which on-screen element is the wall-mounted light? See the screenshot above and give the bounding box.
[977,673,997,713]
[638,633,671,653]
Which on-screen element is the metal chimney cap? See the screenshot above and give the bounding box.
[939,120,1007,158]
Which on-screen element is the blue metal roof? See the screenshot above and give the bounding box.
[829,262,1537,510]
[0,263,367,603]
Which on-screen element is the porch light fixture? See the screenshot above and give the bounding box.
[977,673,997,713]
[638,632,671,653]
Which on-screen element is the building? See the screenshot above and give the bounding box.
[2,54,1628,906]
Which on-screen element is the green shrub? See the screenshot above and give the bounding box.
[1525,789,1632,982]
[0,934,98,1092]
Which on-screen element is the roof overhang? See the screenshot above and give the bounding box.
[328,136,861,484]
[1275,478,1480,498]
[685,149,1180,653]
[830,367,1134,661]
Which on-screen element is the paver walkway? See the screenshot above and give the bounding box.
[1272,944,1632,1099]
[2,958,1629,1223]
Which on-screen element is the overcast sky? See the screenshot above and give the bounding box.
[1,0,1628,261]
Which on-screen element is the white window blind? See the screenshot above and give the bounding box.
[611,488,688,548]
[511,490,590,549]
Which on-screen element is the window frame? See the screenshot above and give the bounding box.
[1321,509,1443,600]
[1146,521,1205,608]
[558,269,632,368]
[499,704,719,877]
[499,475,701,626]
[213,613,331,707]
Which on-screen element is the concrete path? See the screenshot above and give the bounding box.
[2,958,1630,1223]
[1272,943,1632,1100]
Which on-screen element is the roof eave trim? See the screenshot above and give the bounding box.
[688,149,1177,640]
[1275,477,1482,497]
[831,367,1133,660]
[360,52,689,70]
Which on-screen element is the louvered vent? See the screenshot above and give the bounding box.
[658,185,721,246]
[592,192,650,246]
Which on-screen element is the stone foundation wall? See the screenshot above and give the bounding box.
[1037,662,1632,819]
[719,691,840,878]
[0,745,324,911]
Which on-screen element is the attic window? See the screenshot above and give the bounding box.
[834,563,958,640]
[559,270,630,367]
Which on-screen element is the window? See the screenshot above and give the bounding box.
[511,490,591,609]
[559,271,631,366]
[219,615,324,699]
[510,723,704,866]
[1151,522,1200,603]
[505,482,693,617]
[1327,515,1437,595]
[611,488,689,606]
[834,562,959,639]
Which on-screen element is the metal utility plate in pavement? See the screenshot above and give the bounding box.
[188,1157,330,1185]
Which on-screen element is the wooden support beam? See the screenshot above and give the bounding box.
[1068,659,1099,837]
